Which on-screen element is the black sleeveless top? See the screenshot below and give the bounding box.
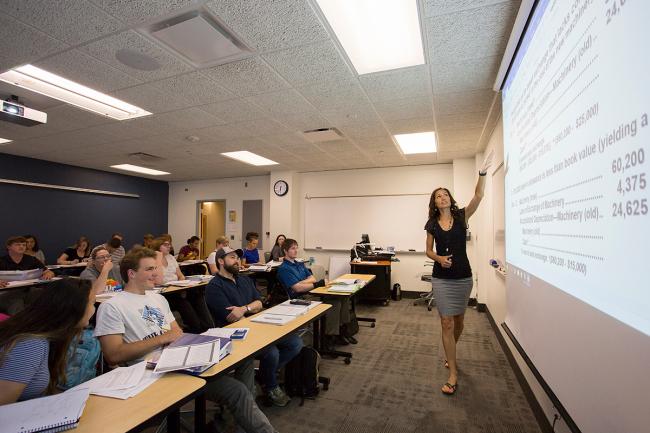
[424,208,472,279]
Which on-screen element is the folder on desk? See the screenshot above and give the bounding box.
[251,313,294,326]
[0,386,90,433]
[153,334,231,373]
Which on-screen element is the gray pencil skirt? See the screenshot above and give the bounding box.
[432,277,473,316]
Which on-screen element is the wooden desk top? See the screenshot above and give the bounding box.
[310,273,376,296]
[350,260,392,266]
[75,374,205,433]
[159,280,209,294]
[200,303,331,378]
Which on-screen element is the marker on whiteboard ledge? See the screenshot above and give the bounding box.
[315,246,323,249]
[408,249,416,252]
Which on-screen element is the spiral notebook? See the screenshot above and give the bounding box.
[0,386,90,433]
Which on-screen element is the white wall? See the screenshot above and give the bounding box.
[474,119,570,433]
[298,165,455,293]
[168,175,270,253]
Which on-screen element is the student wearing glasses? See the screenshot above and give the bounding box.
[80,246,123,294]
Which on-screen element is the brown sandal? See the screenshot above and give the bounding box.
[444,359,449,369]
[441,382,457,395]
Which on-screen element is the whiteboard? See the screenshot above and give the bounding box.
[304,194,430,252]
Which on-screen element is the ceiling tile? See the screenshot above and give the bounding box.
[383,117,436,135]
[202,57,289,97]
[259,133,309,147]
[200,98,267,123]
[1,0,123,45]
[433,89,495,115]
[359,65,430,102]
[79,30,193,81]
[111,83,194,114]
[262,41,353,87]
[430,55,501,93]
[423,0,513,17]
[245,89,314,116]
[35,50,140,93]
[0,14,68,72]
[150,72,235,106]
[297,79,368,110]
[425,1,519,61]
[320,103,382,126]
[337,122,388,140]
[272,111,330,132]
[436,111,490,130]
[230,118,290,137]
[130,108,223,135]
[90,0,202,25]
[374,97,433,121]
[205,0,329,52]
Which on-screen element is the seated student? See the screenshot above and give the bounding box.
[80,246,123,294]
[242,232,261,266]
[0,236,54,279]
[23,234,46,265]
[151,238,213,333]
[91,233,126,265]
[0,278,96,404]
[177,236,200,261]
[143,234,154,249]
[207,236,229,275]
[277,239,355,346]
[57,236,91,265]
[206,247,302,407]
[160,233,175,256]
[270,234,286,262]
[95,248,276,433]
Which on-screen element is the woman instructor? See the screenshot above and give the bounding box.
[425,151,492,395]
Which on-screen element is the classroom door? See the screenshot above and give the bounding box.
[198,200,226,259]
[242,199,263,249]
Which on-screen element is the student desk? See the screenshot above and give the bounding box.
[47,262,88,276]
[311,273,377,329]
[75,373,206,433]
[0,277,61,291]
[350,260,392,304]
[94,281,210,303]
[200,303,332,378]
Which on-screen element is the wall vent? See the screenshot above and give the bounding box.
[301,128,344,143]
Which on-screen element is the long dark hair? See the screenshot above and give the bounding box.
[274,234,286,247]
[186,236,200,245]
[428,187,460,220]
[0,278,93,394]
[23,234,40,252]
[74,236,91,257]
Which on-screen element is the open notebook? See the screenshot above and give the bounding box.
[0,386,90,433]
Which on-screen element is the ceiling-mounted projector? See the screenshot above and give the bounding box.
[0,98,47,127]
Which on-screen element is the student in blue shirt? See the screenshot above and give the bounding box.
[206,247,303,407]
[0,279,96,404]
[242,232,261,266]
[277,239,355,346]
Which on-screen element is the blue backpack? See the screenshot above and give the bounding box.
[59,327,101,390]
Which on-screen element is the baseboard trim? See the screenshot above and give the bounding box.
[485,306,555,433]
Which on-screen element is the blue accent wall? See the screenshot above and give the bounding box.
[0,153,168,263]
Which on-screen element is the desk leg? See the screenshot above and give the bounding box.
[353,294,376,328]
[317,313,352,364]
[167,408,180,433]
[194,392,206,433]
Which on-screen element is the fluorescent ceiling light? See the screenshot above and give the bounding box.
[0,138,12,144]
[111,164,170,176]
[315,0,425,75]
[221,151,278,166]
[0,65,152,120]
[393,132,437,154]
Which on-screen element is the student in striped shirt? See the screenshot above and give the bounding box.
[0,279,96,404]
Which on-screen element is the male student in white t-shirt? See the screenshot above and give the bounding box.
[94,248,277,433]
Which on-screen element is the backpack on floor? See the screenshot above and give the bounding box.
[284,346,321,405]
[59,327,100,390]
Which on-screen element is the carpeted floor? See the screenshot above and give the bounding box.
[262,299,543,433]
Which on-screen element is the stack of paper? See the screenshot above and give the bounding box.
[71,361,161,400]
[331,278,359,285]
[153,334,231,373]
[328,285,359,293]
[165,280,197,287]
[267,260,283,267]
[247,264,270,272]
[251,300,322,325]
[0,387,90,433]
[187,274,214,282]
[251,314,295,326]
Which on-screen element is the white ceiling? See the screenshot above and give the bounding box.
[0,0,520,181]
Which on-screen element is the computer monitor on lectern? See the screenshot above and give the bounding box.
[361,234,370,245]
